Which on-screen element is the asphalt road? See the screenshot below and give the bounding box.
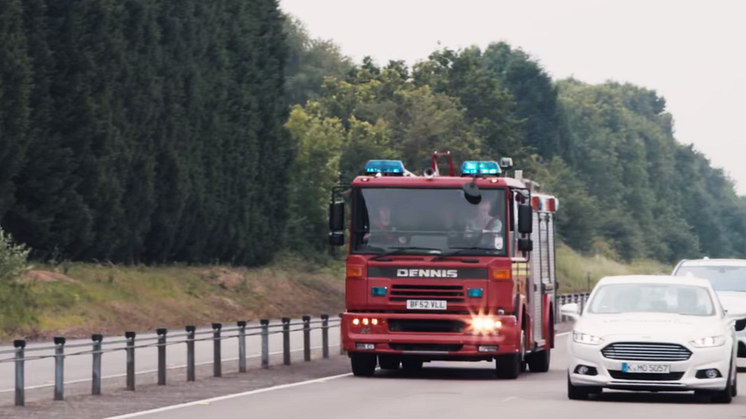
[0,317,340,394]
[104,332,746,419]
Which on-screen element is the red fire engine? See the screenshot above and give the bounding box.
[328,152,559,378]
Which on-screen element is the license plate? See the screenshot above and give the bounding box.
[406,300,447,310]
[622,362,670,374]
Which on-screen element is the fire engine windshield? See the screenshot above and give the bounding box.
[352,187,508,256]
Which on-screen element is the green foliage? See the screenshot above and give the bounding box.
[0,227,35,334]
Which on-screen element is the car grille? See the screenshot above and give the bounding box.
[608,370,685,381]
[388,284,464,303]
[601,342,692,361]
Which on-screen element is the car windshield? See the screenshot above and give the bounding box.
[587,283,715,316]
[351,187,508,256]
[673,265,746,292]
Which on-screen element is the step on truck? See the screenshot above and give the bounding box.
[328,152,560,378]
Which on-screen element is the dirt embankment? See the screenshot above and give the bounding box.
[5,258,345,343]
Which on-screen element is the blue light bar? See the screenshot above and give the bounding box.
[460,161,501,176]
[467,288,483,298]
[365,160,406,175]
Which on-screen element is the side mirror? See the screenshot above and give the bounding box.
[329,202,345,231]
[518,203,533,234]
[328,202,345,247]
[725,311,746,331]
[517,238,533,252]
[561,303,580,321]
[329,232,345,246]
[462,179,481,205]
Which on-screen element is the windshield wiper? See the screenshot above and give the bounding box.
[371,246,442,261]
[430,246,496,262]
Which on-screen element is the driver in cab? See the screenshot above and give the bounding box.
[363,204,407,245]
[464,198,503,250]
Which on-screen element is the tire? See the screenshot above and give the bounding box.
[712,360,735,404]
[528,348,551,373]
[379,355,400,370]
[497,328,526,379]
[350,353,377,377]
[567,373,592,400]
[402,359,423,372]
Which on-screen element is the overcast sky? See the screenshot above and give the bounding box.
[278,0,746,194]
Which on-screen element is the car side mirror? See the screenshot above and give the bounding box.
[518,203,532,234]
[560,303,580,321]
[726,311,746,331]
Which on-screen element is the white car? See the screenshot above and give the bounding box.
[562,274,746,403]
[672,258,746,357]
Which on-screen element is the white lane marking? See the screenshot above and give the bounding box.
[0,344,338,393]
[502,396,518,402]
[101,372,353,419]
[556,332,570,337]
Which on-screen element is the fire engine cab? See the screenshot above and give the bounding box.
[328,152,559,378]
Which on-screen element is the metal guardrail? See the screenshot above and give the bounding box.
[3,294,589,408]
[555,292,591,323]
[1,314,342,407]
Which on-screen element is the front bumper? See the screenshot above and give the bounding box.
[567,338,732,392]
[341,312,520,360]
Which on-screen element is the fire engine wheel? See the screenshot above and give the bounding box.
[496,329,525,379]
[350,353,377,377]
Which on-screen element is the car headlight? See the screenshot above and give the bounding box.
[573,331,603,345]
[690,335,726,348]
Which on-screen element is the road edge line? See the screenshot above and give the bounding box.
[100,372,353,419]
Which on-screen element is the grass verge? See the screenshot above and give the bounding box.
[556,242,674,293]
[1,253,345,343]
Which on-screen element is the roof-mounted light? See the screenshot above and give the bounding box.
[364,160,406,176]
[460,161,501,176]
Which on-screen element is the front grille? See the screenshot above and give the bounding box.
[389,284,464,303]
[388,319,466,333]
[389,343,462,352]
[608,370,684,381]
[601,342,692,361]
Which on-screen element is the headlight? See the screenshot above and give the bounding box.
[573,331,603,345]
[690,335,726,348]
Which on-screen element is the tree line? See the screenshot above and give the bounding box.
[1,1,744,268]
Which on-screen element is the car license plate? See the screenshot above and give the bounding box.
[406,300,447,310]
[622,362,670,374]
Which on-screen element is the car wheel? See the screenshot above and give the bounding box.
[497,329,525,379]
[567,373,591,400]
[712,360,734,404]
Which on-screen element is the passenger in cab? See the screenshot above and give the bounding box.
[363,204,407,246]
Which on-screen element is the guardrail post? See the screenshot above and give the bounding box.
[92,334,103,395]
[238,321,247,373]
[303,315,311,362]
[125,331,136,391]
[321,314,329,359]
[54,336,65,401]
[14,339,25,406]
[213,323,222,377]
[261,319,269,369]
[186,325,196,381]
[157,328,167,385]
[339,313,345,355]
[282,317,291,365]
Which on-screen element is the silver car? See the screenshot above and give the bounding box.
[672,258,746,357]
